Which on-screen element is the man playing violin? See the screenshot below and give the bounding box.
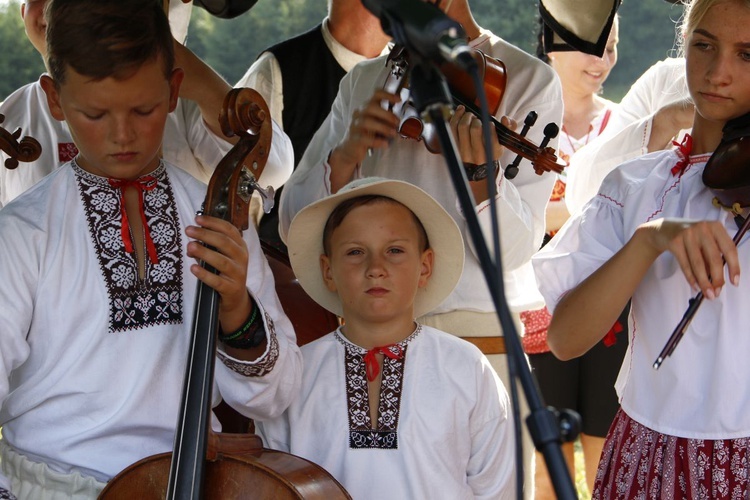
[278,0,563,497]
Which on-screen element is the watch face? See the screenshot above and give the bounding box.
[466,163,488,181]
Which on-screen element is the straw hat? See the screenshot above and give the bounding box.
[286,178,465,318]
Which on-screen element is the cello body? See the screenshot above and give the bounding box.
[99,438,350,499]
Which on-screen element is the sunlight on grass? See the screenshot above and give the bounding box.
[575,439,592,500]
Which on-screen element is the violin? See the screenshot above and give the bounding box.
[654,112,750,369]
[383,45,564,179]
[99,89,350,499]
[0,113,42,169]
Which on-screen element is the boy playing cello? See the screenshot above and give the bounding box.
[0,0,301,497]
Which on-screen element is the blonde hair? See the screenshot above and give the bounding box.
[678,0,750,55]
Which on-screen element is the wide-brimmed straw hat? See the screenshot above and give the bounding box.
[286,178,465,318]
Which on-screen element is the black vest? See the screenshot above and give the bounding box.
[259,24,348,250]
[268,23,347,166]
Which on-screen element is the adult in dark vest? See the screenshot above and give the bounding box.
[236,0,390,250]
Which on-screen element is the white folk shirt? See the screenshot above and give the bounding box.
[0,80,293,208]
[0,161,302,491]
[565,57,689,214]
[257,325,515,499]
[279,31,563,316]
[533,150,750,439]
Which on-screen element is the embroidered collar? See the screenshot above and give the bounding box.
[335,325,422,450]
[71,157,167,186]
[72,159,166,265]
[71,158,184,332]
[334,324,422,354]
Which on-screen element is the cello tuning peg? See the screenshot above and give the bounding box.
[247,181,275,214]
[238,168,276,214]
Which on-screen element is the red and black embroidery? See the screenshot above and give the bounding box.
[337,326,421,450]
[73,160,183,332]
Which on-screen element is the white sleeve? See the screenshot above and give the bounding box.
[236,52,285,127]
[469,43,563,271]
[213,225,302,421]
[565,58,688,215]
[258,120,294,191]
[565,115,652,214]
[532,194,626,313]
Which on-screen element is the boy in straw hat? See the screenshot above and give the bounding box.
[256,177,515,499]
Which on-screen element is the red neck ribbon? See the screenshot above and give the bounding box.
[108,176,159,265]
[671,134,693,177]
[364,344,404,382]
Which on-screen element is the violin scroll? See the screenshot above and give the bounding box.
[1,114,42,170]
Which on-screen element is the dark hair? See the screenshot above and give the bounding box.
[45,0,174,85]
[322,195,430,256]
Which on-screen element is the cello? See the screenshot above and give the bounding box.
[98,88,350,499]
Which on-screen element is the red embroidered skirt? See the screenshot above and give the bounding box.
[594,409,750,499]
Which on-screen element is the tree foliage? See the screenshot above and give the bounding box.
[0,0,684,104]
[0,1,46,102]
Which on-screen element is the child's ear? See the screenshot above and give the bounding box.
[168,68,184,113]
[418,248,434,289]
[320,254,338,293]
[39,75,65,122]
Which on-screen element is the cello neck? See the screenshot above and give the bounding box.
[167,266,221,499]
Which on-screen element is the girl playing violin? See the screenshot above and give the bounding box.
[533,0,750,496]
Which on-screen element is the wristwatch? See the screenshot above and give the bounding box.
[464,160,497,181]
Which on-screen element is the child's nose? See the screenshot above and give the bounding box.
[112,118,136,145]
[366,255,387,278]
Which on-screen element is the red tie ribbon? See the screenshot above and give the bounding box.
[602,320,623,347]
[671,134,693,177]
[108,176,159,265]
[364,344,404,382]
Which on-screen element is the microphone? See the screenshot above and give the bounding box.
[361,0,476,71]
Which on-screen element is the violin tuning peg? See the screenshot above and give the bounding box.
[504,156,521,179]
[542,123,559,142]
[519,111,538,137]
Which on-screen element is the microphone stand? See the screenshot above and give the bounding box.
[407,55,577,500]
